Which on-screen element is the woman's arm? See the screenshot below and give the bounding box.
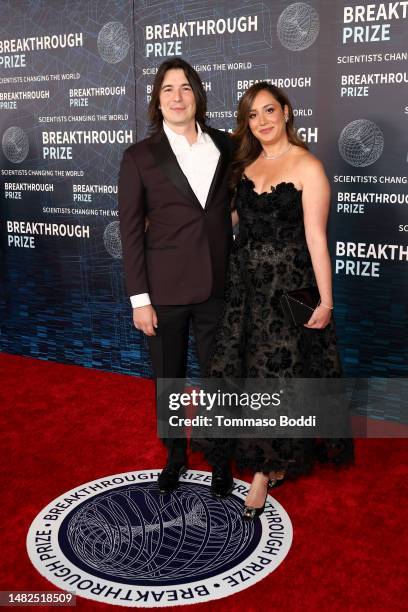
[300,156,333,329]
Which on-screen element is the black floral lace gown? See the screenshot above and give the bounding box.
[198,177,353,478]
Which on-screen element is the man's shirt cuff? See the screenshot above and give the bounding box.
[130,293,151,308]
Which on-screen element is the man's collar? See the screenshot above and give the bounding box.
[163,121,205,145]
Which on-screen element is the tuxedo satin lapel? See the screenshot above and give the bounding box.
[204,129,229,210]
[148,130,202,210]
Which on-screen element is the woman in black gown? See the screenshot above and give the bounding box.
[202,83,353,519]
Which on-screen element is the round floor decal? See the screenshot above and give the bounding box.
[27,470,293,606]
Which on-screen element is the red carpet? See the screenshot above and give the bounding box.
[0,353,406,611]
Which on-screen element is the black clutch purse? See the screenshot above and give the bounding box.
[280,286,320,327]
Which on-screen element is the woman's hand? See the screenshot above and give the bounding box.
[304,304,332,329]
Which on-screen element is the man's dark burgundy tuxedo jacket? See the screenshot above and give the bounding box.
[118,125,234,305]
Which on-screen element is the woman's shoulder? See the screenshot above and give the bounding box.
[292,147,326,179]
[291,146,321,165]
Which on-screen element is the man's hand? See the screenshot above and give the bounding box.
[133,305,158,336]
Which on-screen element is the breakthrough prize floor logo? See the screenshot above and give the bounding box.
[27,470,293,607]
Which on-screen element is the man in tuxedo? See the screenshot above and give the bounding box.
[118,58,234,496]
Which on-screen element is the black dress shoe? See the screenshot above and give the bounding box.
[243,478,284,521]
[157,462,187,493]
[210,464,234,498]
[242,491,268,521]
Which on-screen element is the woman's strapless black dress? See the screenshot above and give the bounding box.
[197,177,353,477]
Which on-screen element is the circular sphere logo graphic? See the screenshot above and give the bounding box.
[2,126,29,163]
[277,2,320,51]
[27,471,292,607]
[338,119,384,167]
[97,22,130,64]
[103,221,122,258]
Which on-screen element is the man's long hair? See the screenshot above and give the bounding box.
[148,59,207,132]
[230,82,308,188]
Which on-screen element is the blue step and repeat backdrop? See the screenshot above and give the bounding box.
[0,0,407,380]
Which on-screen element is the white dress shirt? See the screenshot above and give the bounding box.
[130,121,220,308]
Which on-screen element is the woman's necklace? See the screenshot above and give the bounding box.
[262,143,292,160]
